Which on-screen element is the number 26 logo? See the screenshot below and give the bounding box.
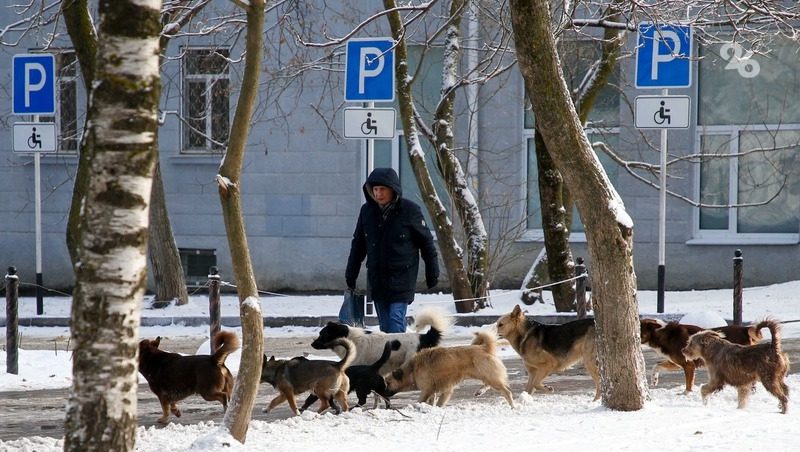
[719,42,760,78]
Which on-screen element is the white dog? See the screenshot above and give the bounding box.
[311,307,452,374]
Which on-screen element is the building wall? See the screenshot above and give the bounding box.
[0,3,797,294]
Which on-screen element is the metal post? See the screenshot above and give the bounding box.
[34,114,44,315]
[6,267,20,374]
[733,249,743,326]
[575,257,587,319]
[208,266,221,353]
[656,88,668,314]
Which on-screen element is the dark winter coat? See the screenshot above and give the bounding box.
[345,168,440,304]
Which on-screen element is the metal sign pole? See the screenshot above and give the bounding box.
[366,101,375,174]
[657,89,667,313]
[33,114,44,315]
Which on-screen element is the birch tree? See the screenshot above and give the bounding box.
[64,0,161,449]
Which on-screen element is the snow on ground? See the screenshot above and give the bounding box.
[2,281,800,450]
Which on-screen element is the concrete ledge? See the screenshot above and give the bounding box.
[1,313,686,328]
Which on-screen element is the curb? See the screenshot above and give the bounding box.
[0,313,685,329]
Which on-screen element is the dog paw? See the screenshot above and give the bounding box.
[262,407,271,413]
[157,417,169,424]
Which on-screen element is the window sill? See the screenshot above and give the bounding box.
[169,153,224,164]
[687,235,799,246]
[518,230,588,243]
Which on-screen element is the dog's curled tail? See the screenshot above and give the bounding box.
[754,318,782,353]
[414,307,454,350]
[326,338,357,370]
[471,330,498,356]
[212,331,241,366]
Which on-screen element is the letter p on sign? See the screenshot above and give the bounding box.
[13,54,56,115]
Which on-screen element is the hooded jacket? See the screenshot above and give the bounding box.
[345,168,440,304]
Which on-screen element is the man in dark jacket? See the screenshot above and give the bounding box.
[346,167,440,333]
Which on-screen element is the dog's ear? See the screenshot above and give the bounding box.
[153,337,161,348]
[511,305,523,318]
[268,356,276,362]
[391,369,404,380]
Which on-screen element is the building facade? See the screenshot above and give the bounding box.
[0,3,797,294]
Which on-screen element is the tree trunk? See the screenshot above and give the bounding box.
[62,0,97,267]
[218,0,265,442]
[529,6,626,312]
[148,162,189,305]
[510,0,646,410]
[534,129,576,312]
[384,0,474,312]
[432,0,490,307]
[64,1,161,450]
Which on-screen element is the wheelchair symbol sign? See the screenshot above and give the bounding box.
[343,108,395,139]
[634,96,690,129]
[13,122,57,153]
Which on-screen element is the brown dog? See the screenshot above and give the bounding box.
[496,305,600,400]
[384,331,513,407]
[682,318,790,413]
[260,338,355,415]
[138,331,240,423]
[640,318,764,393]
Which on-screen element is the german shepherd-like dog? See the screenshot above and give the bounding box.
[138,331,240,424]
[496,305,600,400]
[384,331,514,408]
[300,339,401,411]
[682,318,790,413]
[260,338,356,416]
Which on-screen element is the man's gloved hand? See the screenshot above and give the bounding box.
[426,276,438,289]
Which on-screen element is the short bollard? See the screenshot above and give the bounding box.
[6,267,20,375]
[733,249,743,326]
[575,257,588,319]
[208,266,221,353]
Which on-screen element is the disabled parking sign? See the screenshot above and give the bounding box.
[344,38,395,102]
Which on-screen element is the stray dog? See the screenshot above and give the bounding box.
[300,339,401,411]
[138,331,240,424]
[640,318,764,393]
[311,307,451,374]
[682,318,789,413]
[496,305,600,400]
[384,331,514,407]
[260,338,356,415]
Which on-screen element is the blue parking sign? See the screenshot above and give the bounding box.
[636,24,692,89]
[13,54,56,115]
[345,38,395,102]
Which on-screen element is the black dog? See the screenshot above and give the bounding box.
[300,339,401,411]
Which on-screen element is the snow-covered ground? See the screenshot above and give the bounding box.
[2,282,799,451]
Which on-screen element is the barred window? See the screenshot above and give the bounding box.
[182,48,230,152]
[41,51,78,153]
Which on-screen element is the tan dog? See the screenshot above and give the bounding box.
[640,319,764,393]
[138,331,240,424]
[682,318,789,413]
[260,338,355,415]
[496,305,600,400]
[384,331,513,407]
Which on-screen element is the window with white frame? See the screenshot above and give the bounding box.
[41,51,79,153]
[525,39,620,234]
[182,48,230,153]
[696,36,800,241]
